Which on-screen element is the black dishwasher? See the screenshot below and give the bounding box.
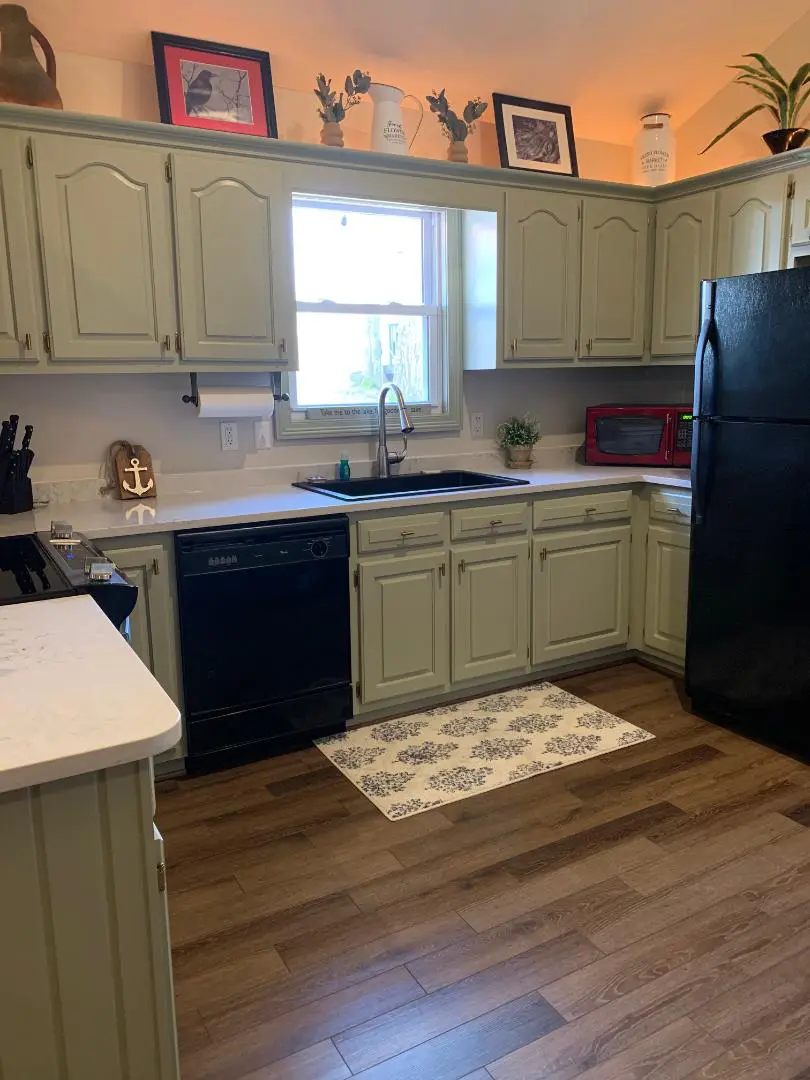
[176,516,352,770]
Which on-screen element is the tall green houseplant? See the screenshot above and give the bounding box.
[702,53,810,154]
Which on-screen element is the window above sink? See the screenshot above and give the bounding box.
[274,193,464,440]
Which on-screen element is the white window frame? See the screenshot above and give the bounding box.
[274,194,462,440]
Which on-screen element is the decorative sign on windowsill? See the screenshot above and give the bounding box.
[306,405,432,420]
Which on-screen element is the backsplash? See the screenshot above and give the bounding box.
[1,366,692,489]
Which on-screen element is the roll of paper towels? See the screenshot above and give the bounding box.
[195,388,275,419]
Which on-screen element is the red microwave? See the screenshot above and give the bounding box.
[585,405,693,468]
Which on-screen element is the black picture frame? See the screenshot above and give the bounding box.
[151,31,278,139]
[492,93,578,177]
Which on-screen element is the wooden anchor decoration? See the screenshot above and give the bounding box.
[111,441,158,500]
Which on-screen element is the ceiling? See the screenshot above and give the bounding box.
[33,0,809,144]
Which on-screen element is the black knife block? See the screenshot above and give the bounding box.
[0,473,33,514]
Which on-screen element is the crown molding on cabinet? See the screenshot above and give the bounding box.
[4,101,807,203]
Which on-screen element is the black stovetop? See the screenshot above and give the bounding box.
[0,535,73,603]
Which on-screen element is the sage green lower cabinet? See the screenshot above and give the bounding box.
[358,551,449,704]
[532,525,631,664]
[452,539,530,682]
[102,539,182,760]
[644,524,690,661]
[0,761,179,1080]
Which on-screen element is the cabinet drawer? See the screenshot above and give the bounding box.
[357,511,448,553]
[451,502,529,541]
[650,489,692,525]
[533,490,632,530]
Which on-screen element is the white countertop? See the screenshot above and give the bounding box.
[0,595,181,793]
[0,465,690,541]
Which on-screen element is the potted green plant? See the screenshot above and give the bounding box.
[314,69,371,147]
[702,53,810,155]
[496,415,540,469]
[425,89,487,163]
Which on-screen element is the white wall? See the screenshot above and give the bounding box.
[0,367,693,481]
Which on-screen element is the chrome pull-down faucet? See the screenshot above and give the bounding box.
[376,383,414,477]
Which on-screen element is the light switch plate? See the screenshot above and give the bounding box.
[254,419,272,449]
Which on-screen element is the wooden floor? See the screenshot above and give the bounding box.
[156,663,810,1080]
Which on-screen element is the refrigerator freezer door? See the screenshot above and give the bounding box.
[699,267,810,422]
[687,418,810,740]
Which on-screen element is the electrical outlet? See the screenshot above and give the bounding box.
[254,419,272,450]
[470,412,485,439]
[220,421,239,452]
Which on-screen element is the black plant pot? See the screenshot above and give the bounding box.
[762,128,810,154]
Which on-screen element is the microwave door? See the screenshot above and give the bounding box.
[593,414,669,460]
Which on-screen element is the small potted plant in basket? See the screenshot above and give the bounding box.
[496,415,540,469]
[314,69,372,147]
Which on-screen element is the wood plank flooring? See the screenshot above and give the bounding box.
[156,663,810,1080]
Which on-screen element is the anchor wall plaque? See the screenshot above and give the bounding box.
[112,442,158,500]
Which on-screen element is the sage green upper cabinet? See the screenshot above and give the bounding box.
[452,539,529,681]
[170,151,296,367]
[532,525,631,664]
[580,197,650,359]
[31,135,177,362]
[651,191,716,358]
[504,190,581,361]
[0,133,41,365]
[789,167,810,247]
[715,174,788,277]
[359,551,449,704]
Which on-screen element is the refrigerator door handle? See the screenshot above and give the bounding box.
[692,418,713,527]
[693,279,716,418]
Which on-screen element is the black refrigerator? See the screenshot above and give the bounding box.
[687,266,810,755]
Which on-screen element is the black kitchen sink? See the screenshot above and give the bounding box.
[293,470,529,502]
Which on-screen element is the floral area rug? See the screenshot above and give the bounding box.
[315,681,654,820]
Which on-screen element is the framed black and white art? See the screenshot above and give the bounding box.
[492,93,578,176]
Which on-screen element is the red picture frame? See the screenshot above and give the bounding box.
[151,32,278,139]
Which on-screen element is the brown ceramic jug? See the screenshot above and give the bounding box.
[0,5,61,109]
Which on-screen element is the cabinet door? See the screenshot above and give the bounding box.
[715,174,788,277]
[32,135,177,361]
[790,167,810,247]
[0,133,41,364]
[104,543,181,709]
[644,524,690,661]
[580,197,650,359]
[452,539,529,682]
[532,525,631,664]
[651,191,716,358]
[171,151,295,366]
[359,551,449,704]
[504,190,580,361]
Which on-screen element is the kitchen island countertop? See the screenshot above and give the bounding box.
[0,465,690,541]
[0,594,180,793]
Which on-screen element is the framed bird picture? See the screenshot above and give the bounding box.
[151,32,278,138]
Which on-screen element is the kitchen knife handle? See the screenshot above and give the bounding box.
[21,425,33,451]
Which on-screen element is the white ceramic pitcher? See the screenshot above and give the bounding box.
[368,83,424,154]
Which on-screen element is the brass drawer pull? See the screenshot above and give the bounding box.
[400,529,415,538]
[458,558,466,575]
[489,518,504,526]
[585,506,597,514]
[666,507,684,515]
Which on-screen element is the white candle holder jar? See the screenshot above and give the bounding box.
[633,113,676,185]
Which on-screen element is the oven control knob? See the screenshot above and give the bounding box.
[309,539,329,560]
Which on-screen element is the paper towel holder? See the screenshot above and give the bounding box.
[181,372,290,407]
